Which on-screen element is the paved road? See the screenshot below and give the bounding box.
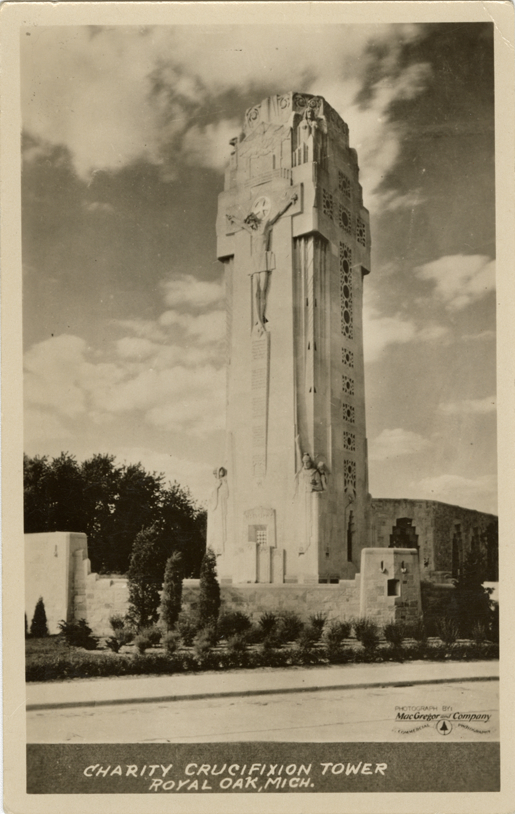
[27,678,498,743]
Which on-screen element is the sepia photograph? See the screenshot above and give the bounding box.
[2,2,514,812]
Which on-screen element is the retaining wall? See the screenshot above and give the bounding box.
[26,532,479,637]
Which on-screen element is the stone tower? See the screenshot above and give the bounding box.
[210,92,371,584]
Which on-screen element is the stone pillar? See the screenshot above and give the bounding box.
[359,547,422,626]
[214,92,371,583]
[25,531,88,633]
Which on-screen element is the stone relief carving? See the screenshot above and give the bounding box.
[226,192,298,335]
[294,435,325,495]
[206,466,229,556]
[242,93,348,146]
[244,506,276,549]
[245,104,262,130]
[293,436,330,555]
[244,506,275,521]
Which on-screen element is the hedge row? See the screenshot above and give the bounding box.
[26,640,499,682]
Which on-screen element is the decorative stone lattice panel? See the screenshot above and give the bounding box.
[342,347,354,368]
[338,170,351,198]
[342,375,355,396]
[357,217,367,247]
[343,403,355,424]
[344,459,356,492]
[344,431,356,451]
[340,242,353,340]
[322,189,334,220]
[338,204,352,234]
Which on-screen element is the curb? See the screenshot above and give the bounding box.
[27,673,498,712]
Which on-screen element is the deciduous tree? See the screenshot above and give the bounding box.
[24,453,206,575]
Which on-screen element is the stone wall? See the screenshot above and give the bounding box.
[182,579,360,623]
[369,498,497,581]
[73,569,361,636]
[359,548,421,626]
[25,531,88,634]
[73,548,129,636]
[28,531,492,638]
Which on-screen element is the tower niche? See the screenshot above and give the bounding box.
[209,92,371,584]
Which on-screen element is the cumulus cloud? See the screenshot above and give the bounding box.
[369,428,431,462]
[24,335,90,417]
[415,255,495,311]
[24,332,225,437]
[414,473,497,514]
[161,274,223,309]
[363,304,448,364]
[437,396,496,415]
[114,318,168,343]
[115,336,163,361]
[158,310,225,344]
[21,24,431,205]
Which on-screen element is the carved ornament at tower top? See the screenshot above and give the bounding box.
[242,92,349,146]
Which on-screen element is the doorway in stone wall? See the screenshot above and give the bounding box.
[389,517,419,549]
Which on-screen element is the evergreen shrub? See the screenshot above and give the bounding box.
[25,637,500,682]
[163,630,181,656]
[258,611,278,636]
[353,617,380,649]
[436,617,459,645]
[133,633,153,654]
[323,620,352,647]
[309,612,328,640]
[198,548,221,628]
[176,614,199,646]
[127,525,165,630]
[192,629,214,664]
[115,627,135,646]
[217,611,252,639]
[58,619,98,650]
[30,598,49,638]
[404,616,427,642]
[276,611,304,642]
[105,637,121,653]
[160,552,183,631]
[138,624,162,646]
[109,614,125,632]
[383,621,405,646]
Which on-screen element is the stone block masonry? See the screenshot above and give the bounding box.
[25,531,88,634]
[183,580,360,623]
[26,532,494,636]
[369,498,497,582]
[359,548,422,627]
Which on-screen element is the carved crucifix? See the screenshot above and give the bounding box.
[227,192,298,335]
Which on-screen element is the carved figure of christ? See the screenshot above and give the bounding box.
[227,193,298,335]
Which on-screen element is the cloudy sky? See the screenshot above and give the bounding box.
[21,22,496,513]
